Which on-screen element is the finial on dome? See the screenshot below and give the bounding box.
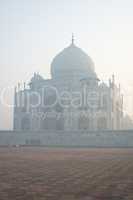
[72,33,74,45]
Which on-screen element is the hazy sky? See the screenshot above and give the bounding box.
[1,0,133,129]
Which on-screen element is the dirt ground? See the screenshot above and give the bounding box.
[0,147,133,200]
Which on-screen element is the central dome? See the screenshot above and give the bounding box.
[51,41,97,80]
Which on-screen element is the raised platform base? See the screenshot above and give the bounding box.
[0,130,133,147]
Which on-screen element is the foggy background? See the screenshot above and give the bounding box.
[0,0,133,129]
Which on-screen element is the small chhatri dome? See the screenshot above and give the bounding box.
[30,73,44,82]
[29,73,44,90]
[51,36,97,80]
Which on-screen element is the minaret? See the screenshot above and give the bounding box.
[24,82,26,90]
[13,86,17,130]
[18,82,20,91]
[14,86,17,107]
[72,33,74,45]
[112,74,115,85]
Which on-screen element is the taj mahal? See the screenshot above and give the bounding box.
[13,36,123,131]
